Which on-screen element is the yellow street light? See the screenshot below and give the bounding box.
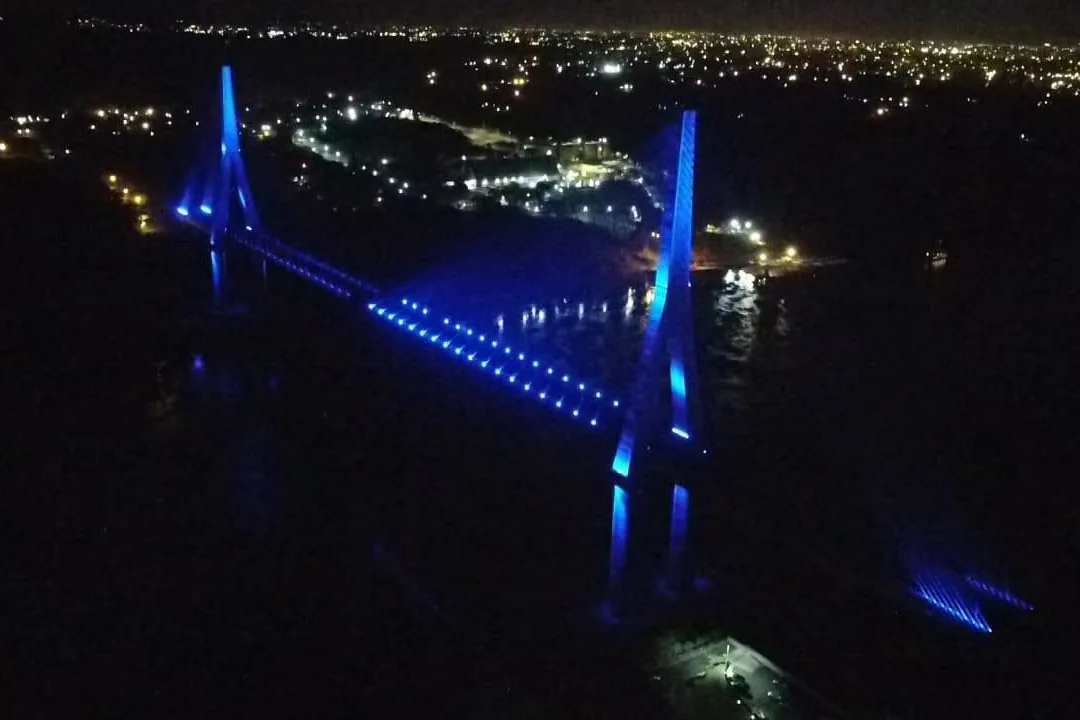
[757,251,768,264]
[785,246,798,259]
[132,194,146,206]
[107,174,118,184]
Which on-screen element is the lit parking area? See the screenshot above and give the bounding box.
[653,635,846,720]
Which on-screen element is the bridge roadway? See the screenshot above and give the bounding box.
[198,221,626,431]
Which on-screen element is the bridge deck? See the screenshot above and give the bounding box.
[188,219,625,431]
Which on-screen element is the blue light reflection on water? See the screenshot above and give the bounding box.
[452,276,769,433]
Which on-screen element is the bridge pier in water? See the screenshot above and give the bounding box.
[209,247,225,310]
[663,484,691,594]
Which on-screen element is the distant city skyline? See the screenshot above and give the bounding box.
[4,0,1077,43]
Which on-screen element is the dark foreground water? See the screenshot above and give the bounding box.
[7,197,1078,718]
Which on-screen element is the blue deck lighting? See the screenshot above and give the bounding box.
[199,204,212,215]
[368,298,619,428]
[176,206,190,217]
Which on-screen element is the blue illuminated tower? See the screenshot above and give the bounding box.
[606,111,701,609]
[611,110,701,482]
[177,66,260,246]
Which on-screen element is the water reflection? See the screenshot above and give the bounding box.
[187,350,281,533]
[475,275,785,432]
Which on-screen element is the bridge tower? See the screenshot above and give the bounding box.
[606,110,702,608]
[177,66,263,310]
[176,65,261,245]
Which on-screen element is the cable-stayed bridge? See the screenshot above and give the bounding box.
[175,65,1029,631]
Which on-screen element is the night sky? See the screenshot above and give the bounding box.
[3,0,1077,41]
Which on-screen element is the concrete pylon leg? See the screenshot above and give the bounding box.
[601,484,632,623]
[210,248,225,309]
[663,484,691,594]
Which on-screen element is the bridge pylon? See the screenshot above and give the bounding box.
[176,65,261,247]
[605,110,703,612]
[611,109,702,481]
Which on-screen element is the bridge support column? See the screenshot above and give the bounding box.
[662,484,691,595]
[210,247,225,310]
[601,484,631,622]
